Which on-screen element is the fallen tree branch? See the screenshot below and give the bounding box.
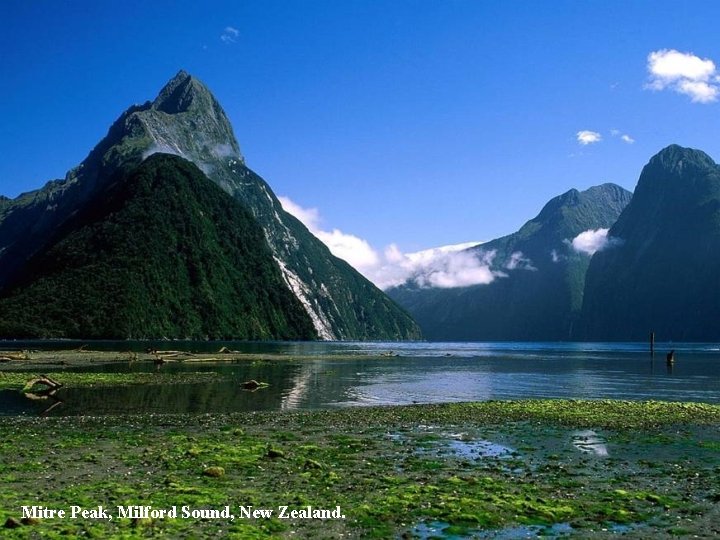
[22,375,63,393]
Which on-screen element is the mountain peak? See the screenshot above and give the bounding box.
[535,188,580,220]
[648,144,717,175]
[152,70,215,114]
[584,182,625,194]
[121,70,245,165]
[532,183,632,233]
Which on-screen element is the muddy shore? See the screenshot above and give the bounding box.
[1,398,720,538]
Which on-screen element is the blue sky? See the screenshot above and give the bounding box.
[2,0,720,258]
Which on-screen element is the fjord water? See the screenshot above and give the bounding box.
[3,341,720,416]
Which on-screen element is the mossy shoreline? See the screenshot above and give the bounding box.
[0,370,226,390]
[2,400,720,538]
[0,349,403,372]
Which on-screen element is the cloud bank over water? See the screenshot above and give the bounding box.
[279,196,489,289]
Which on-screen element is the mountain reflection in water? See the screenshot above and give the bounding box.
[2,341,720,416]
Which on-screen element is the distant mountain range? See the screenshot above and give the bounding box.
[389,144,720,342]
[387,184,632,340]
[0,71,421,340]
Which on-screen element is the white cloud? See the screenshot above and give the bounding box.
[278,196,490,289]
[577,130,602,145]
[315,229,380,270]
[648,49,715,82]
[277,196,321,230]
[141,143,185,160]
[278,196,377,270]
[646,49,719,103]
[505,251,537,271]
[677,80,718,102]
[221,26,239,44]
[375,244,498,290]
[570,228,623,256]
[211,143,239,158]
[610,130,636,144]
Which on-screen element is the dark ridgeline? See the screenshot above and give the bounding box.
[0,71,421,341]
[578,145,720,341]
[0,155,317,340]
[388,184,632,341]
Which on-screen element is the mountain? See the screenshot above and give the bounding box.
[387,184,632,340]
[0,71,420,340]
[579,145,720,341]
[0,154,317,340]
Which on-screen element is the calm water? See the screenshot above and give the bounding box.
[2,341,720,416]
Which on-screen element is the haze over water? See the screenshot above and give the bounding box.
[2,341,720,416]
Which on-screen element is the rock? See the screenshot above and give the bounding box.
[303,458,323,470]
[266,448,285,459]
[241,380,260,390]
[20,517,40,525]
[241,380,268,390]
[203,466,225,477]
[3,517,21,528]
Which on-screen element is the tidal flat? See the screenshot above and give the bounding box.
[1,397,720,538]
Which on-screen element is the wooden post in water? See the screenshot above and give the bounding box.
[650,331,655,357]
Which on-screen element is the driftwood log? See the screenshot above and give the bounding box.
[21,375,64,415]
[0,351,30,362]
[22,375,63,393]
[148,350,197,362]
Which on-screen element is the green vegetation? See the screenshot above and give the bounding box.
[0,154,317,340]
[389,184,632,340]
[1,400,720,538]
[580,144,720,340]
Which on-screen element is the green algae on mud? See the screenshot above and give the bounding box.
[1,400,720,538]
[0,371,225,390]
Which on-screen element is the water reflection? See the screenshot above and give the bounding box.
[3,342,720,416]
[572,430,609,456]
[281,361,329,410]
[23,389,63,416]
